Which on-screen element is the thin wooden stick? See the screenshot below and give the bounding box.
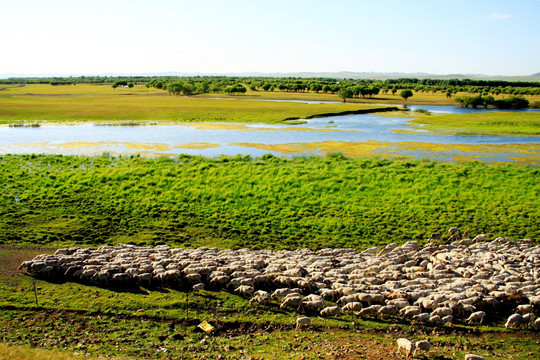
[33,281,39,307]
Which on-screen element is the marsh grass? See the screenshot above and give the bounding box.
[409,111,540,136]
[413,108,431,115]
[8,123,40,128]
[94,121,156,126]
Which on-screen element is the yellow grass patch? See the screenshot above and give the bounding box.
[185,122,355,132]
[231,140,540,164]
[232,140,397,157]
[172,142,220,149]
[390,129,426,135]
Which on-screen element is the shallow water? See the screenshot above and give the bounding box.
[1,106,538,163]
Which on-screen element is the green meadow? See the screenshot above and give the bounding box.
[1,154,538,249]
[0,84,383,124]
[409,111,540,136]
[2,84,539,126]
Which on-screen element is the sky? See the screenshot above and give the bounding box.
[1,0,539,76]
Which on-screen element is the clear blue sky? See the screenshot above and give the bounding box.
[1,0,539,76]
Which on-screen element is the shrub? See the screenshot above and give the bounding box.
[493,96,530,109]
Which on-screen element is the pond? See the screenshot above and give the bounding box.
[0,106,538,164]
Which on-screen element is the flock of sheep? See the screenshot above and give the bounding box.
[19,230,539,358]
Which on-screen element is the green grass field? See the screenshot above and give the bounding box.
[1,154,538,249]
[2,84,539,125]
[0,84,386,124]
[409,111,540,136]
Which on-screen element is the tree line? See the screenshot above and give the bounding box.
[2,76,539,96]
[2,75,539,107]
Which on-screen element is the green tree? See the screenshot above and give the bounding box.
[167,81,183,95]
[210,83,222,93]
[310,83,322,93]
[338,87,353,102]
[400,89,413,101]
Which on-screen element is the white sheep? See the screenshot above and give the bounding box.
[234,285,254,297]
[356,293,373,305]
[20,239,540,335]
[466,311,486,325]
[401,307,422,319]
[357,305,382,317]
[319,289,339,301]
[342,302,363,312]
[516,304,533,314]
[303,300,324,312]
[412,313,430,323]
[505,313,523,329]
[320,306,341,317]
[441,315,453,325]
[280,295,302,310]
[473,234,488,242]
[378,305,399,317]
[431,306,453,317]
[412,340,431,357]
[337,294,357,305]
[192,282,205,291]
[370,293,385,304]
[396,338,413,358]
[464,355,485,360]
[428,315,443,326]
[522,313,536,328]
[295,316,311,329]
[271,288,292,299]
[303,294,323,302]
[250,291,271,305]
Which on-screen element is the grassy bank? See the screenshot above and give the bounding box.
[1,154,538,249]
[409,111,540,136]
[0,84,385,124]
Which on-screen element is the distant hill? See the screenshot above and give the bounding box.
[2,71,540,82]
[251,71,540,82]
